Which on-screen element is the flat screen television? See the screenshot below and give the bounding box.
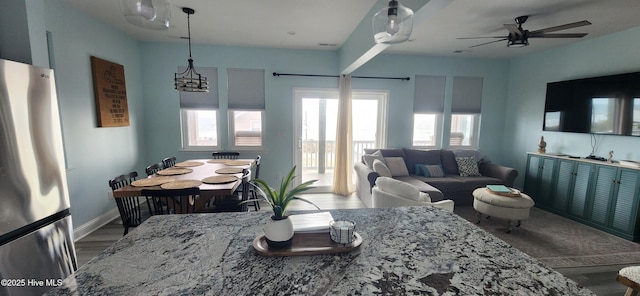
[543,71,640,136]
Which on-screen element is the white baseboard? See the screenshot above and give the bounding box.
[73,208,120,242]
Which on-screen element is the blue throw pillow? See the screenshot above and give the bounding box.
[415,164,429,176]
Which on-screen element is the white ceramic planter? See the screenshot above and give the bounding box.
[264,216,294,248]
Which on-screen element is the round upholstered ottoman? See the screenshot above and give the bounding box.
[472,188,535,233]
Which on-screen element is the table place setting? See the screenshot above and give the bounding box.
[201,175,238,184]
[215,167,244,174]
[174,161,205,167]
[156,167,193,176]
[159,179,202,190]
[130,176,175,187]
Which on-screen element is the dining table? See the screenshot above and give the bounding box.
[113,158,255,211]
[44,207,593,295]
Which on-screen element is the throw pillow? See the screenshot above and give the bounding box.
[373,159,392,177]
[376,177,421,201]
[384,157,409,176]
[363,150,385,169]
[414,164,425,176]
[424,165,445,177]
[456,156,481,177]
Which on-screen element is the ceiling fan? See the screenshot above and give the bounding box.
[458,15,591,48]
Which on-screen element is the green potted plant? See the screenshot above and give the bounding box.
[248,166,319,248]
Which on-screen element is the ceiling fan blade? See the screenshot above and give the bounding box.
[529,33,588,38]
[469,38,507,48]
[504,24,522,36]
[457,36,506,40]
[530,20,591,34]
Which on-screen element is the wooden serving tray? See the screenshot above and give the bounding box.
[252,232,362,257]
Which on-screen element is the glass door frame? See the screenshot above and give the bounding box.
[292,88,388,191]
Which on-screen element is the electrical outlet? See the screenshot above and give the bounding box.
[107,190,113,200]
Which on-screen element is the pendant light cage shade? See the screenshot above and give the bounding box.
[120,0,171,30]
[174,7,209,92]
[372,0,414,44]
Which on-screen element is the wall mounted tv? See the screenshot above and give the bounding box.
[543,71,640,136]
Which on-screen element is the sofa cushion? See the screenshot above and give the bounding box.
[424,165,444,177]
[364,148,406,158]
[456,156,481,177]
[411,175,465,194]
[384,157,409,176]
[373,159,392,177]
[376,177,422,201]
[395,176,445,201]
[440,150,459,175]
[403,149,441,174]
[450,175,504,191]
[363,150,385,168]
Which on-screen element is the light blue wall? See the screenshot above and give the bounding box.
[44,1,146,228]
[353,54,511,163]
[139,43,340,185]
[503,26,640,188]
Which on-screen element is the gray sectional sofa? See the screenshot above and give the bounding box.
[354,148,518,207]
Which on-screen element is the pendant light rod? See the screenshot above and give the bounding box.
[184,7,194,58]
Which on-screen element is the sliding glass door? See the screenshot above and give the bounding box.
[294,89,387,192]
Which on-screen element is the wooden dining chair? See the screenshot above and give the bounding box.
[145,162,164,176]
[109,171,147,236]
[215,169,251,212]
[249,155,262,211]
[141,187,199,215]
[162,156,177,168]
[211,151,240,159]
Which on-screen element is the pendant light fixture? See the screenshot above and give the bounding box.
[120,0,171,30]
[174,7,209,92]
[372,0,414,44]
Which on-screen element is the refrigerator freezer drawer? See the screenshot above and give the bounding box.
[0,215,77,296]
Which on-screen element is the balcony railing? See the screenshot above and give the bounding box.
[302,140,376,172]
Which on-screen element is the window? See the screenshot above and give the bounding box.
[227,68,265,149]
[179,67,219,150]
[229,110,263,146]
[413,114,440,147]
[450,76,483,148]
[413,75,446,148]
[450,114,480,147]
[181,109,219,149]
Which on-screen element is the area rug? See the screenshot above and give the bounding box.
[455,206,640,268]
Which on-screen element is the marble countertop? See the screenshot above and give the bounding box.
[47,207,592,295]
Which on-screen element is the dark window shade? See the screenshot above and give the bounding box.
[178,67,218,108]
[452,76,483,113]
[227,68,265,110]
[414,75,446,113]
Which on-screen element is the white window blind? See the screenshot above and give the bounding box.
[227,68,265,110]
[414,75,446,113]
[451,76,483,113]
[178,67,218,108]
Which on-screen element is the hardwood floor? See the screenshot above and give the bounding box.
[75,193,627,295]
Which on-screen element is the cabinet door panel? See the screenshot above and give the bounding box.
[537,158,556,206]
[570,163,592,218]
[611,170,640,232]
[590,166,617,225]
[553,160,573,211]
[525,156,541,197]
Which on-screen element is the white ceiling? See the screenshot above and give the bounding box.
[62,0,640,59]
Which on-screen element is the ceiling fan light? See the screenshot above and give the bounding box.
[120,0,171,30]
[507,38,529,48]
[372,0,414,44]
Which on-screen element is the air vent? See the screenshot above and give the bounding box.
[318,43,338,47]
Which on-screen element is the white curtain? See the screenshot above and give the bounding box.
[332,75,354,195]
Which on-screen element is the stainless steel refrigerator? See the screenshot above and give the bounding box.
[0,59,77,295]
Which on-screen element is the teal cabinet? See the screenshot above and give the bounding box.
[524,155,557,207]
[525,153,640,241]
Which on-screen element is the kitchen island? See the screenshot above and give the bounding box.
[46,207,592,295]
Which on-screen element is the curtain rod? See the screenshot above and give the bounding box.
[272,72,410,81]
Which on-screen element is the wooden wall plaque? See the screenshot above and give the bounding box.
[90,56,130,127]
